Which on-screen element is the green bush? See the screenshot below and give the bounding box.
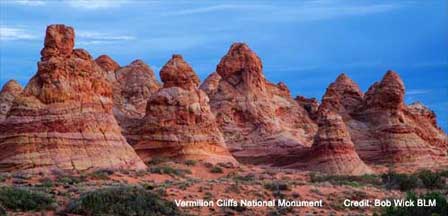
[65,186,182,216]
[381,192,448,216]
[184,160,197,166]
[210,166,223,174]
[264,181,289,191]
[417,170,445,189]
[0,186,55,211]
[57,175,85,185]
[310,173,382,187]
[381,172,419,191]
[149,165,191,177]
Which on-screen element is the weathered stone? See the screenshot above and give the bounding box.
[0,24,146,173]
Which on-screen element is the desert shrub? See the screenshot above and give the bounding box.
[264,181,290,191]
[184,160,197,166]
[65,186,182,216]
[147,157,169,165]
[310,173,382,187]
[0,186,55,211]
[39,178,54,188]
[381,172,419,191]
[417,170,445,189]
[57,174,85,185]
[210,166,223,174]
[234,173,256,182]
[380,191,448,216]
[88,169,114,180]
[149,165,191,177]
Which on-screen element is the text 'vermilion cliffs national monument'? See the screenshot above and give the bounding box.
[0,24,447,175]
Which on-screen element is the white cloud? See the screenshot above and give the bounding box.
[407,89,431,95]
[163,4,268,16]
[65,0,130,10]
[9,0,46,6]
[0,27,38,41]
[77,31,135,41]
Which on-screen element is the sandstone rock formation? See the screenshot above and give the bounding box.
[0,24,146,173]
[95,56,161,135]
[295,96,319,120]
[324,71,448,169]
[0,80,22,121]
[201,43,317,163]
[129,55,238,165]
[286,108,373,175]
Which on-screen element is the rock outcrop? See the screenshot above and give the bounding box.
[202,43,317,163]
[0,80,23,121]
[295,96,319,120]
[324,71,447,169]
[95,56,161,135]
[286,108,373,175]
[0,24,146,173]
[129,55,238,165]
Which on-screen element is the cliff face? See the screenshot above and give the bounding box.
[202,43,317,163]
[129,55,238,165]
[0,24,146,173]
[0,80,23,121]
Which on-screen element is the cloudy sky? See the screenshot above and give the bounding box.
[1,0,447,130]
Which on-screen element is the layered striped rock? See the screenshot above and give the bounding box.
[0,80,22,121]
[325,72,448,169]
[286,109,373,175]
[201,43,317,163]
[129,55,238,165]
[350,71,448,166]
[96,56,161,136]
[0,24,146,173]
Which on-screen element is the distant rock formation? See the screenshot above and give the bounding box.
[0,80,22,121]
[95,56,161,137]
[0,24,146,173]
[129,55,238,165]
[202,43,317,163]
[286,108,373,175]
[326,71,447,169]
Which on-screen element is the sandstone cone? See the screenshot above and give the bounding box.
[326,71,447,169]
[202,43,317,163]
[0,80,23,121]
[0,24,146,173]
[129,55,238,165]
[288,109,373,175]
[96,56,161,138]
[95,54,120,73]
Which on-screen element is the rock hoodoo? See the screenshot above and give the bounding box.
[0,80,23,121]
[129,55,238,165]
[0,24,146,173]
[202,43,317,163]
[327,71,448,169]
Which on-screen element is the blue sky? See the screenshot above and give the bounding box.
[1,0,447,131]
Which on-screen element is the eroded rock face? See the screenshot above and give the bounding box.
[295,96,319,120]
[0,80,23,121]
[129,55,238,165]
[95,56,161,135]
[326,71,447,169]
[113,60,161,119]
[0,24,146,173]
[287,108,373,175]
[95,55,120,74]
[204,43,317,163]
[320,73,364,119]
